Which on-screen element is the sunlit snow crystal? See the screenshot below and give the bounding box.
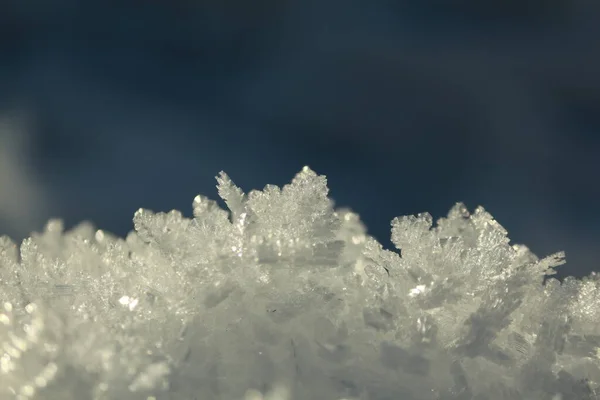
[1,167,599,399]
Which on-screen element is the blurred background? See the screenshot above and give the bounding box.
[0,1,598,279]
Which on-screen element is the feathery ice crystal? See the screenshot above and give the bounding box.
[1,167,599,399]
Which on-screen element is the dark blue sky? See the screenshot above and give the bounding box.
[1,0,599,279]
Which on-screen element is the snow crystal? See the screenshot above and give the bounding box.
[1,167,599,399]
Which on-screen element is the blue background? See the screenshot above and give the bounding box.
[1,1,598,279]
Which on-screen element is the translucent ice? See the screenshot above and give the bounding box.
[1,168,599,399]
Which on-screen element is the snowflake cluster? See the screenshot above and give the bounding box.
[1,167,599,399]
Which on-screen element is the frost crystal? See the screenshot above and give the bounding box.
[1,167,599,399]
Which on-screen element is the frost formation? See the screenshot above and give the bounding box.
[1,167,599,400]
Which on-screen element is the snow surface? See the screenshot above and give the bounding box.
[1,167,599,399]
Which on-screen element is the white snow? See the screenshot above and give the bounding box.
[1,168,598,399]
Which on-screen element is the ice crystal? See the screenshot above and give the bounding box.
[1,167,599,399]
